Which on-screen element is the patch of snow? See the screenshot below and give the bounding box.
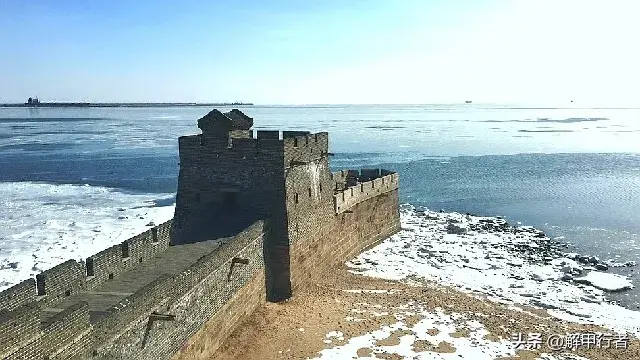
[315,305,517,359]
[573,271,634,292]
[325,331,344,341]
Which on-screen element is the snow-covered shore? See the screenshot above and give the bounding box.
[348,204,640,338]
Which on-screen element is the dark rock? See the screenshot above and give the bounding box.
[595,263,609,271]
[5,262,19,269]
[577,255,590,264]
[447,223,468,235]
[531,299,559,309]
[560,274,573,281]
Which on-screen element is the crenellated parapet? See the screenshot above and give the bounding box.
[0,302,41,358]
[0,220,173,359]
[0,279,36,312]
[85,220,172,290]
[177,130,329,164]
[283,132,329,168]
[333,169,399,214]
[0,217,265,360]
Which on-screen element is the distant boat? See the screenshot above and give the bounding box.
[465,100,472,104]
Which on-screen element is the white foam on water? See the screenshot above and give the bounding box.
[0,181,175,291]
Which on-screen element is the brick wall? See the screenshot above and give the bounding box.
[284,157,401,291]
[40,301,91,358]
[172,133,285,244]
[171,269,265,360]
[283,132,329,166]
[87,220,172,290]
[0,278,36,312]
[334,172,399,213]
[86,243,128,289]
[93,221,267,360]
[127,226,169,268]
[36,260,86,307]
[0,303,41,358]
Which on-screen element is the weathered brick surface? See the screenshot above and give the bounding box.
[0,278,36,311]
[283,132,329,166]
[93,222,266,360]
[86,221,171,290]
[41,301,91,358]
[172,133,285,244]
[0,302,41,358]
[36,259,86,307]
[334,172,399,213]
[86,244,127,289]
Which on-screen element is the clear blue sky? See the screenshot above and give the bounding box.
[1,0,639,105]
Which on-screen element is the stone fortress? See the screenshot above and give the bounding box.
[0,109,401,360]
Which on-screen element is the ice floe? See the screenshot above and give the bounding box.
[573,271,634,292]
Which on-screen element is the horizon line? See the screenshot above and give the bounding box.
[2,101,640,110]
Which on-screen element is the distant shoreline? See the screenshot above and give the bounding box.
[0,102,254,108]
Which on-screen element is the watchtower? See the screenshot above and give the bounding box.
[172,109,331,300]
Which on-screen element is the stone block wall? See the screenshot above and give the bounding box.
[0,303,41,358]
[0,278,36,312]
[285,157,401,291]
[36,259,87,307]
[172,133,286,244]
[334,172,399,213]
[94,221,267,360]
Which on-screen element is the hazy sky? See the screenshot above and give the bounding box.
[1,0,639,105]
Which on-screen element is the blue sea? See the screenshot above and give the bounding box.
[1,104,640,307]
